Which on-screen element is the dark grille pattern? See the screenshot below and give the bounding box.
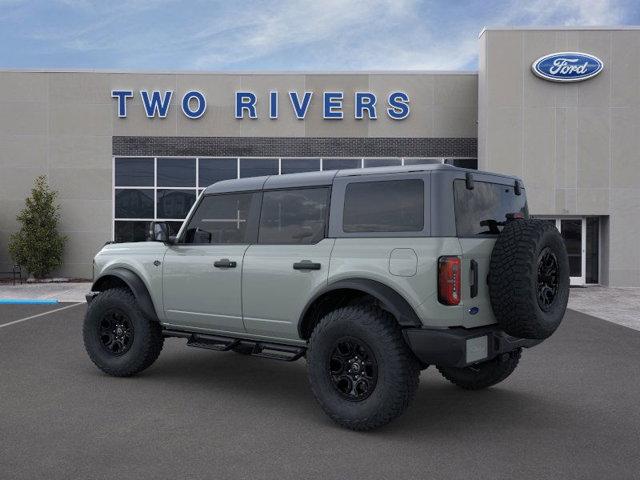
[113,136,477,158]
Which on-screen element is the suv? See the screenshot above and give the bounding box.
[84,164,569,430]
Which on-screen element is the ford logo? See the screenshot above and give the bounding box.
[532,52,603,82]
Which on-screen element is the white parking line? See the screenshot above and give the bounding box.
[0,302,83,329]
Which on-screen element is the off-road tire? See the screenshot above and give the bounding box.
[489,219,570,340]
[307,305,420,431]
[83,288,164,377]
[437,348,521,390]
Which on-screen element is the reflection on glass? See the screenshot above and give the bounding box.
[115,189,154,218]
[363,158,402,168]
[240,158,279,178]
[323,158,361,170]
[561,219,582,278]
[114,221,151,242]
[157,158,196,187]
[199,158,237,187]
[281,158,321,174]
[586,217,599,284]
[115,158,154,186]
[157,189,196,219]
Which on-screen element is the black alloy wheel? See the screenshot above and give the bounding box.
[329,337,378,401]
[98,309,134,356]
[537,247,559,311]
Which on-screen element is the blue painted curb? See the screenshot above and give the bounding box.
[0,299,59,305]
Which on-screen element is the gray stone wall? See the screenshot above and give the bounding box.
[478,27,640,286]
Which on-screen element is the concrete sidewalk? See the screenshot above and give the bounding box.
[0,282,89,303]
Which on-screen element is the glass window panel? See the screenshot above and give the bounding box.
[561,219,582,278]
[586,217,599,284]
[183,193,257,244]
[114,221,151,243]
[115,158,154,186]
[157,189,196,219]
[199,158,237,187]
[323,158,361,170]
[281,158,321,174]
[403,158,442,166]
[166,221,184,237]
[115,189,154,219]
[157,158,196,187]
[445,158,478,169]
[363,158,402,168]
[240,158,278,178]
[259,188,329,244]
[454,180,528,236]
[343,180,424,233]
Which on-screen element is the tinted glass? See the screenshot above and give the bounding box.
[403,158,442,166]
[199,158,237,187]
[240,158,278,178]
[114,221,151,242]
[363,158,402,168]
[446,158,478,169]
[323,158,361,170]
[157,158,196,187]
[115,189,154,218]
[281,158,321,174]
[343,180,424,232]
[586,217,599,284]
[183,193,256,244]
[157,189,196,219]
[259,188,329,244]
[115,158,154,186]
[454,180,528,236]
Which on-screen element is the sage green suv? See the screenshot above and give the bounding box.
[84,164,569,430]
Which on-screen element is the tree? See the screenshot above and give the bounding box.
[9,176,67,279]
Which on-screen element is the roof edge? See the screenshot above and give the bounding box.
[479,25,640,38]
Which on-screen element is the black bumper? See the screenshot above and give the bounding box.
[403,325,542,368]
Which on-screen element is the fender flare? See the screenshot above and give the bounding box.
[298,278,422,337]
[91,268,159,321]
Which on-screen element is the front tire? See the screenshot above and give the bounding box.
[307,305,420,431]
[437,348,521,390]
[83,288,164,377]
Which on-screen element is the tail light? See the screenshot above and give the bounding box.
[438,256,461,305]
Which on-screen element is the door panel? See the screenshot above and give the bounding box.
[242,239,334,341]
[162,245,249,333]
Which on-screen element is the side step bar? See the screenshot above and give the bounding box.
[163,329,306,362]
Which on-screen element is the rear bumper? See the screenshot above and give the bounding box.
[403,325,542,368]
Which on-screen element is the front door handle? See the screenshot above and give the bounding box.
[214,258,237,269]
[293,260,321,271]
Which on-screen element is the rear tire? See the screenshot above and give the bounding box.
[437,348,521,390]
[83,288,164,377]
[307,305,420,431]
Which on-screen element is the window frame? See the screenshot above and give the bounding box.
[329,173,431,238]
[256,186,332,245]
[175,190,262,246]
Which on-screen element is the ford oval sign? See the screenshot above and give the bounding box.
[532,52,603,82]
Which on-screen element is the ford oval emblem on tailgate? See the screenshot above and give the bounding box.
[532,52,603,83]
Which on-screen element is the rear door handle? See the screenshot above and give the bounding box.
[214,258,237,269]
[470,259,478,298]
[293,260,321,271]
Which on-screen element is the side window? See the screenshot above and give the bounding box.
[343,179,424,232]
[259,188,330,244]
[183,193,257,244]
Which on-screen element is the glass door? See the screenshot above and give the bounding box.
[559,219,586,286]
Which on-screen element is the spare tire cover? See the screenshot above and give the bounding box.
[488,219,570,340]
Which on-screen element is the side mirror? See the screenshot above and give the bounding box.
[149,222,171,243]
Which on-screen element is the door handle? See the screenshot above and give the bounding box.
[470,259,478,298]
[293,260,321,271]
[214,258,237,269]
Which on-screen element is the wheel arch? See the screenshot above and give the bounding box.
[298,278,422,339]
[91,268,159,322]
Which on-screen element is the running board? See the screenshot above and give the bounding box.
[163,329,306,362]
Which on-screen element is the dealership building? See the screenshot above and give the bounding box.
[0,26,639,286]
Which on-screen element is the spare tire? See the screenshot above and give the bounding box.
[489,219,569,340]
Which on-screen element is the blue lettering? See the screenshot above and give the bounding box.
[140,90,173,118]
[355,92,377,120]
[269,91,278,119]
[289,91,313,119]
[111,90,133,118]
[181,90,206,119]
[387,91,410,120]
[235,91,257,119]
[323,92,343,119]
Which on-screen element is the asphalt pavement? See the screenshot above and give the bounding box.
[1,304,639,480]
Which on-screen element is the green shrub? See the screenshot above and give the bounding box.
[9,176,67,279]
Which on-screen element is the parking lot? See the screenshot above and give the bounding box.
[1,303,639,480]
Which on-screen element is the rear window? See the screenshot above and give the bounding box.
[454,179,528,236]
[343,179,424,233]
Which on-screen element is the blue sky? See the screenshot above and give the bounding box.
[0,0,638,71]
